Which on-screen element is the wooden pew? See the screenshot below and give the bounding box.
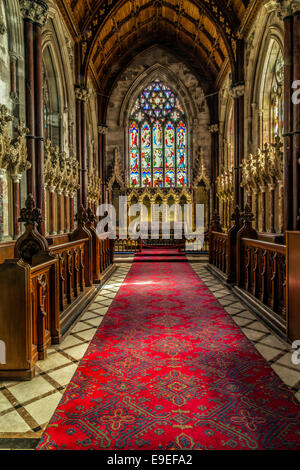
[0,198,115,380]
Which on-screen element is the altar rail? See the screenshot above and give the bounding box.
[114,238,142,253]
[0,202,115,380]
[208,208,300,342]
[209,232,229,278]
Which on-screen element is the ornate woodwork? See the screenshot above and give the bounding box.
[0,196,115,380]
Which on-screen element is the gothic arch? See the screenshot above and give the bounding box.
[42,1,75,152]
[119,63,198,128]
[248,21,284,149]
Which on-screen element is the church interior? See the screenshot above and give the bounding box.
[0,0,299,452]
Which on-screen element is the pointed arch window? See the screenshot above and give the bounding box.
[128,80,188,188]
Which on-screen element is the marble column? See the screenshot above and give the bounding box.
[279,0,300,230]
[64,191,69,233]
[19,0,48,217]
[269,184,276,233]
[11,174,22,239]
[69,194,75,232]
[253,189,259,231]
[57,190,63,234]
[230,82,245,208]
[9,52,18,101]
[48,187,56,235]
[0,169,5,241]
[260,186,267,232]
[98,124,108,202]
[208,123,219,214]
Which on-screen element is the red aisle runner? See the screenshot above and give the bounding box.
[37,253,300,450]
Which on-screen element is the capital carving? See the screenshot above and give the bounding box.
[19,0,48,26]
[264,0,279,13]
[229,83,245,99]
[98,124,108,135]
[0,13,6,35]
[74,85,90,102]
[208,123,219,133]
[87,168,102,204]
[277,0,300,18]
[0,105,31,179]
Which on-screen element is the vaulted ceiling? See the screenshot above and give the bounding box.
[57,0,261,95]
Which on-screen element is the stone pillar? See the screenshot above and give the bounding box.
[269,184,276,233]
[74,86,89,207]
[57,190,63,234]
[98,124,108,202]
[279,0,300,230]
[293,6,300,230]
[34,18,45,234]
[260,186,267,232]
[230,82,245,208]
[19,0,48,220]
[48,187,56,235]
[12,174,22,239]
[208,123,219,213]
[9,52,18,101]
[0,170,5,241]
[69,194,75,232]
[278,181,284,233]
[253,188,259,231]
[64,191,69,233]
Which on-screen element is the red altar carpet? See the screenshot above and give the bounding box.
[37,251,300,450]
[135,247,187,262]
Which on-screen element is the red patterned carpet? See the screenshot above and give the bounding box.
[37,252,300,450]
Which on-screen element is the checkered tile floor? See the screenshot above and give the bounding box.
[0,260,299,449]
[189,262,300,400]
[0,263,132,448]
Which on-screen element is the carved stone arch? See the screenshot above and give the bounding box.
[127,189,139,203]
[248,24,283,148]
[250,25,283,109]
[154,189,164,203]
[180,188,192,204]
[120,63,197,128]
[106,173,125,193]
[44,2,75,110]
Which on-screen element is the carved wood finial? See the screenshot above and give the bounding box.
[210,210,223,232]
[241,203,255,225]
[86,207,96,225]
[15,194,48,264]
[75,204,88,227]
[231,205,241,226]
[18,193,43,226]
[237,203,257,242]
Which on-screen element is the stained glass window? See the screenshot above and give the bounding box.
[128,80,188,188]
